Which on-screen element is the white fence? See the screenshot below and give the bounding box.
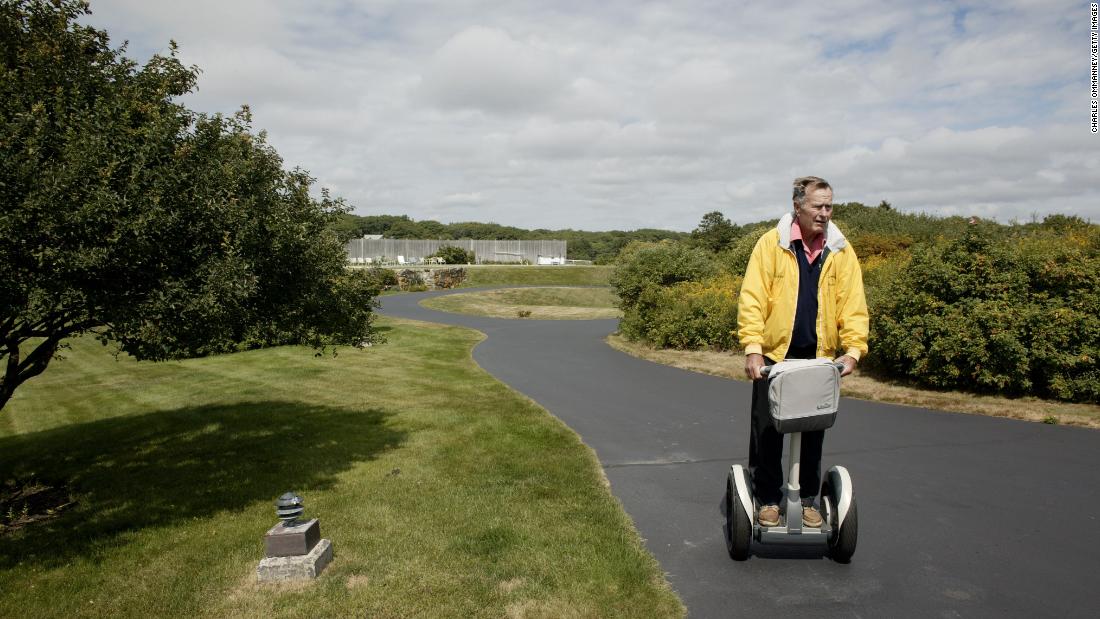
[345,238,567,265]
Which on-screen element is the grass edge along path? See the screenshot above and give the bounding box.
[606,333,1100,429]
[421,287,622,320]
[0,317,684,618]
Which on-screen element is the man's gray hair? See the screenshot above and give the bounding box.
[792,176,832,206]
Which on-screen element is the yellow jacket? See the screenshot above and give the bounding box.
[737,213,869,362]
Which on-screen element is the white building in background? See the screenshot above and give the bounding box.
[345,238,567,265]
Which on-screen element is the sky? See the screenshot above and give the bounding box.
[83,0,1097,231]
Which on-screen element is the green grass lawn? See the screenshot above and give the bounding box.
[421,287,622,320]
[0,318,682,618]
[461,265,613,287]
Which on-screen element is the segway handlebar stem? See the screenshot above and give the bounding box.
[757,359,846,531]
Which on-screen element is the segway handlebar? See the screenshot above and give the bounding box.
[758,361,847,378]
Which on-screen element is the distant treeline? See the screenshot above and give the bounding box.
[331,214,690,263]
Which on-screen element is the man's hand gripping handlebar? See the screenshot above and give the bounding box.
[745,353,856,380]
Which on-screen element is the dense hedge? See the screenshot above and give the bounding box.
[611,242,724,346]
[641,274,742,349]
[613,212,1100,403]
[866,224,1100,402]
[610,242,742,349]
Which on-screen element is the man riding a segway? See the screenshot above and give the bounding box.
[734,176,869,546]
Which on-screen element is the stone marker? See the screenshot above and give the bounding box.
[265,518,321,557]
[256,492,333,582]
[257,538,333,581]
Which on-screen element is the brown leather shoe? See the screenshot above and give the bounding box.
[802,506,823,528]
[758,504,780,527]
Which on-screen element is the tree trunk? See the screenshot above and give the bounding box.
[0,337,60,412]
[0,340,19,411]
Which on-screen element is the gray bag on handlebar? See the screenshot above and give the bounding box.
[766,358,841,433]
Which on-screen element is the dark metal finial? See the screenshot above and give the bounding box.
[275,492,304,526]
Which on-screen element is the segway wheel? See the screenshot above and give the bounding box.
[725,473,752,561]
[822,479,858,563]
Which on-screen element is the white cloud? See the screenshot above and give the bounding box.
[553,77,622,120]
[79,0,1096,230]
[417,26,567,114]
[441,192,486,206]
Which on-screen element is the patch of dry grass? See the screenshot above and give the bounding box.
[421,287,622,320]
[505,598,598,619]
[605,333,1100,429]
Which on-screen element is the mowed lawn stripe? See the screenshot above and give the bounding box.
[461,265,614,287]
[0,316,683,618]
[422,287,622,320]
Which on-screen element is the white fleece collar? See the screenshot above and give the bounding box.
[776,212,848,253]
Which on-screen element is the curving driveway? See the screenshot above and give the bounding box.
[381,288,1100,618]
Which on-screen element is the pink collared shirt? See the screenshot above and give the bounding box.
[790,219,824,264]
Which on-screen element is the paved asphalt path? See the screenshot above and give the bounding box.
[381,289,1100,618]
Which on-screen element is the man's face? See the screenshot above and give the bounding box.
[795,188,833,239]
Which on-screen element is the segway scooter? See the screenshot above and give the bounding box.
[724,359,858,562]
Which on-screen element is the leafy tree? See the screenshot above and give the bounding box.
[348,214,414,237]
[691,211,738,253]
[416,219,448,238]
[0,0,380,410]
[565,237,593,260]
[447,221,525,240]
[330,213,366,242]
[385,218,431,239]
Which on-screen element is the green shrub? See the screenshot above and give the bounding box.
[1016,229,1100,402]
[610,212,1100,404]
[640,275,741,349]
[610,242,715,308]
[866,225,1100,402]
[430,245,474,264]
[831,201,969,242]
[849,232,914,259]
[612,242,722,345]
[363,267,399,289]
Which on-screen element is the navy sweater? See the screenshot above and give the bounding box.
[790,240,822,354]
